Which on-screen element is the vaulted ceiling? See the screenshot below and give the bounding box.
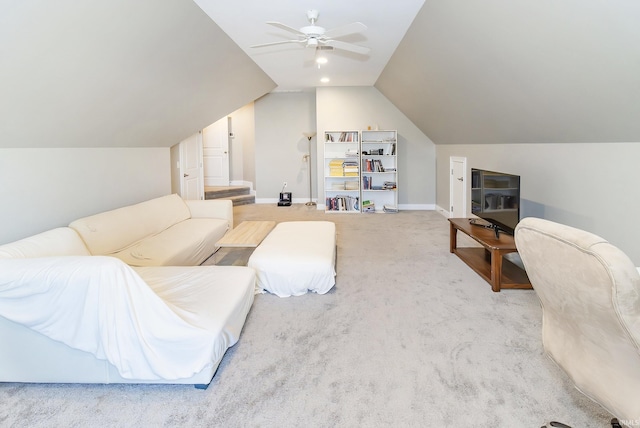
[193,0,425,90]
[1,1,639,149]
[376,0,640,145]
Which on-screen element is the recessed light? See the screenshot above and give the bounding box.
[320,77,330,83]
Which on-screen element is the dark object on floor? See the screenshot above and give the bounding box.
[278,192,292,206]
[541,422,572,428]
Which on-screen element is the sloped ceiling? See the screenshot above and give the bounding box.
[376,0,640,144]
[193,0,425,90]
[0,0,275,148]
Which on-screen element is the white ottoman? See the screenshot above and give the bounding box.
[248,221,336,297]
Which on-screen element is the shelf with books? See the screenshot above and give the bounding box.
[324,131,360,213]
[360,130,398,212]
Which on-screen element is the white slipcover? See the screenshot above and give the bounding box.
[68,194,231,266]
[248,221,336,297]
[0,256,255,381]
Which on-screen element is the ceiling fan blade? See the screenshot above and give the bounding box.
[266,21,306,37]
[324,22,367,39]
[324,39,370,55]
[250,40,304,49]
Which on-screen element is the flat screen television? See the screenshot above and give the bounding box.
[471,168,521,235]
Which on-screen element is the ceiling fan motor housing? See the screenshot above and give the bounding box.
[301,25,325,38]
[306,9,319,23]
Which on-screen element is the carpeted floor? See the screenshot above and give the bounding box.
[0,204,612,427]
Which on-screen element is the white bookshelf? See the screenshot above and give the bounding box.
[323,131,361,212]
[360,130,398,213]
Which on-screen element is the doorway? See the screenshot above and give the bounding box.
[203,117,230,186]
[179,131,204,200]
[449,156,467,218]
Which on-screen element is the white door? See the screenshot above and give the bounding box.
[179,132,204,200]
[203,117,230,186]
[450,157,467,218]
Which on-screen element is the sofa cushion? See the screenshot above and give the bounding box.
[0,227,90,258]
[111,218,229,267]
[69,194,191,256]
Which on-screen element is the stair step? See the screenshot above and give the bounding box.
[229,194,255,206]
[204,186,253,206]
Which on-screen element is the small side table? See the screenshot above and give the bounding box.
[449,218,531,292]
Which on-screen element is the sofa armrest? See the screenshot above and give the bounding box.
[184,199,233,229]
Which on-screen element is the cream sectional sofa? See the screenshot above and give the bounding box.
[0,194,255,388]
[69,193,233,266]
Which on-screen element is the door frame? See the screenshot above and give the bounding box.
[179,131,204,199]
[202,116,230,186]
[449,156,467,218]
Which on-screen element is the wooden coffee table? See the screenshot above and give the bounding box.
[213,221,276,266]
[216,221,276,248]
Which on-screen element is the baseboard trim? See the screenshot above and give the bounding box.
[435,205,451,218]
[254,200,436,211]
[398,204,435,211]
[255,198,317,205]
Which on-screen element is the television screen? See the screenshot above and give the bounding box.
[471,168,520,235]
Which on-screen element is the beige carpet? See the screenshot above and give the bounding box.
[0,204,611,427]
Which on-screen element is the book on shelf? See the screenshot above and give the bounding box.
[342,160,359,177]
[326,195,359,211]
[345,181,359,190]
[383,204,399,213]
[361,200,375,213]
[329,159,345,176]
[362,159,385,172]
[337,132,357,142]
[362,175,371,190]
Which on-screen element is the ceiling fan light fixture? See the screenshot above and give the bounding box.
[252,10,369,56]
[316,56,328,65]
[320,77,330,83]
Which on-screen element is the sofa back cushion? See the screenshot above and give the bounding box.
[0,227,91,258]
[69,194,191,255]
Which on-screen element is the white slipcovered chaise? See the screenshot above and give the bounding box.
[0,197,255,388]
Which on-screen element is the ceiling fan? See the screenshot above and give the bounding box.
[250,10,370,55]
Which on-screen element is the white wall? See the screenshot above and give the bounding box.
[0,148,170,245]
[0,0,275,150]
[229,103,256,186]
[436,142,640,264]
[377,1,640,146]
[253,87,436,208]
[316,86,436,209]
[254,92,317,203]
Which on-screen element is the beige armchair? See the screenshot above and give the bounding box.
[515,217,640,427]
